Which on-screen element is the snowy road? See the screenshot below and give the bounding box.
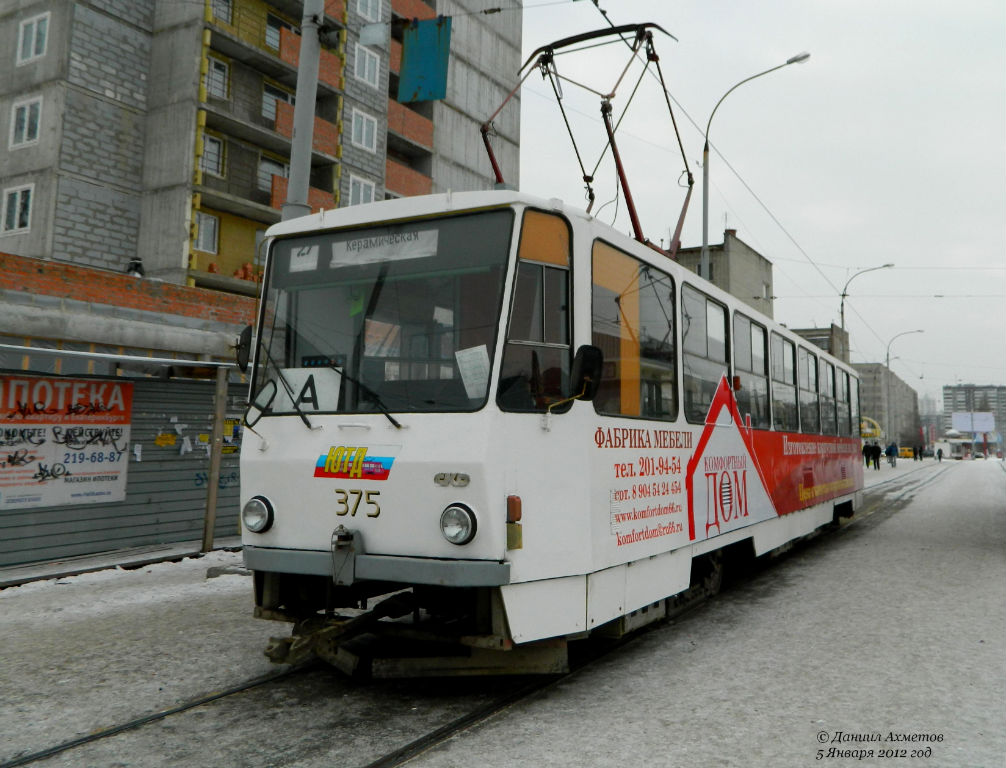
[0,460,1002,767]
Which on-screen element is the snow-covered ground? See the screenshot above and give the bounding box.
[0,550,280,764]
[1,460,1002,767]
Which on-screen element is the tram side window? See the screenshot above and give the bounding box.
[850,376,861,436]
[770,332,798,431]
[682,284,727,424]
[836,369,852,435]
[733,313,770,429]
[591,240,677,420]
[798,346,820,433]
[497,210,571,412]
[820,360,837,434]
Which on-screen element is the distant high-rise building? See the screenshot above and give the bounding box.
[942,383,1005,452]
[853,362,920,446]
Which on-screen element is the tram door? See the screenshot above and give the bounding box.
[494,210,593,581]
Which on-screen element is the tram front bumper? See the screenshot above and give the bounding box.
[243,545,511,587]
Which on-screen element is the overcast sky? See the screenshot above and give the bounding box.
[513,0,1006,407]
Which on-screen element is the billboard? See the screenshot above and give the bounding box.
[951,411,996,433]
[0,376,133,510]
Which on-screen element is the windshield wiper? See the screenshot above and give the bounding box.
[258,343,316,431]
[329,365,402,429]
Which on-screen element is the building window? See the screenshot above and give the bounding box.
[195,212,219,254]
[201,134,224,176]
[205,56,229,99]
[258,156,288,192]
[349,175,375,205]
[354,44,380,88]
[262,83,294,121]
[358,0,381,22]
[10,96,42,148]
[351,109,377,152]
[266,14,295,50]
[2,185,33,234]
[17,13,49,65]
[211,0,232,24]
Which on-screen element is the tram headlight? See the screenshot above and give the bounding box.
[440,503,477,545]
[242,495,274,534]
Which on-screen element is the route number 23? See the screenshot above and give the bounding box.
[334,488,381,517]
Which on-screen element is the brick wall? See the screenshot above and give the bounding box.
[0,252,256,327]
[275,101,339,157]
[391,0,436,21]
[387,98,433,148]
[385,157,431,196]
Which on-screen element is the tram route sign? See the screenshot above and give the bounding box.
[0,375,133,510]
[951,411,995,433]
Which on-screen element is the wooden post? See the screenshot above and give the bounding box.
[201,366,230,552]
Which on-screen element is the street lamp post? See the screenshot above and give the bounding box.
[700,52,810,282]
[840,263,894,329]
[884,329,924,444]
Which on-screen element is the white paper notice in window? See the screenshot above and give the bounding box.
[330,229,438,267]
[455,345,491,400]
[289,244,319,273]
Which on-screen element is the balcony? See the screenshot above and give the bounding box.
[391,0,436,21]
[386,157,431,197]
[274,100,339,158]
[386,98,433,150]
[279,27,343,91]
[270,175,336,213]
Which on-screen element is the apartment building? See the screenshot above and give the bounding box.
[853,362,920,447]
[942,384,1005,453]
[1,0,522,356]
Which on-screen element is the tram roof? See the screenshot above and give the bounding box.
[265,190,592,239]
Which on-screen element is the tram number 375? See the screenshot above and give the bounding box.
[334,488,381,517]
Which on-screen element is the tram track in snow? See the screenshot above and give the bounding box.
[0,665,312,768]
[0,601,696,768]
[2,478,917,768]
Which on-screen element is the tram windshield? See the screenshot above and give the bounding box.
[253,210,514,416]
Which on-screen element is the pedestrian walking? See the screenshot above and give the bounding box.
[871,442,882,470]
[886,442,898,467]
[937,447,943,462]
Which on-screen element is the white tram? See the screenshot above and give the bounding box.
[237,189,864,674]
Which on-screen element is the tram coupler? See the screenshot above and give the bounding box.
[265,592,416,666]
[331,525,362,586]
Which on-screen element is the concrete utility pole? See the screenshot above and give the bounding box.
[282,0,325,222]
[885,329,923,442]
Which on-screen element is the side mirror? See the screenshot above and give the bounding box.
[245,379,277,428]
[570,345,603,402]
[236,325,253,373]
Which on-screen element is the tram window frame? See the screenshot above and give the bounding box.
[732,312,770,429]
[798,346,821,434]
[770,332,798,432]
[681,284,728,424]
[820,359,838,435]
[836,368,852,435]
[497,209,573,413]
[591,240,678,421]
[850,375,861,437]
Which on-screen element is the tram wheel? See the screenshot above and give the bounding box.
[694,550,723,597]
